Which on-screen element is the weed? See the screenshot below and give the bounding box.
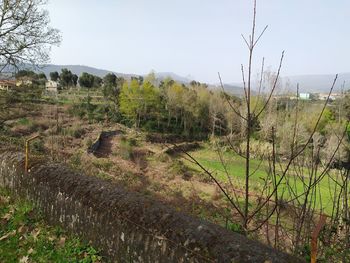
[31,139,45,154]
[17,117,30,125]
[227,222,244,234]
[70,152,82,169]
[119,137,134,160]
[86,138,93,148]
[96,172,112,180]
[64,126,86,139]
[92,159,113,172]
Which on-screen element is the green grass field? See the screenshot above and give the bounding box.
[183,144,340,215]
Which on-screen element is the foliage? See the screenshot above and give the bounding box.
[79,72,95,89]
[50,71,60,81]
[0,86,43,130]
[103,73,117,86]
[15,70,47,87]
[102,75,124,119]
[118,76,231,138]
[68,95,107,124]
[60,68,77,88]
[119,136,135,160]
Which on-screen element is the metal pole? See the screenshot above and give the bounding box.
[24,135,40,173]
[25,140,29,173]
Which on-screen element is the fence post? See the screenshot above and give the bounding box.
[25,135,41,172]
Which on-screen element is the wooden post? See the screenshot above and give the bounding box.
[24,135,40,173]
[25,140,29,173]
[311,214,327,263]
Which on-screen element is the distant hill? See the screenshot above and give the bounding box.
[216,74,350,95]
[30,65,193,84]
[282,73,350,93]
[25,63,350,95]
[35,64,137,79]
[154,72,192,83]
[29,64,247,94]
[209,83,246,97]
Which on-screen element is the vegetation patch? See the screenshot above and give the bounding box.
[0,188,102,263]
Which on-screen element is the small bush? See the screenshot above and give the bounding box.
[17,117,30,125]
[92,159,113,172]
[227,222,244,234]
[64,126,85,139]
[69,152,82,169]
[119,137,133,160]
[86,138,93,148]
[31,139,45,154]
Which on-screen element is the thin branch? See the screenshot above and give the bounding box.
[218,72,247,121]
[253,25,268,47]
[256,51,285,118]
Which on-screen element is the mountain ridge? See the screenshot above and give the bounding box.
[27,64,350,94]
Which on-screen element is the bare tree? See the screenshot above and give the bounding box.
[0,0,60,127]
[179,2,349,259]
[0,0,61,73]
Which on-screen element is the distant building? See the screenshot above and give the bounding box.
[16,76,33,87]
[299,93,310,100]
[0,79,16,91]
[317,92,342,101]
[45,80,60,92]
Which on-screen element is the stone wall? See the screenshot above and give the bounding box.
[0,152,304,263]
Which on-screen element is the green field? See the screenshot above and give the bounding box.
[183,145,340,215]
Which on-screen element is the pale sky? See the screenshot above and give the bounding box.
[47,0,350,83]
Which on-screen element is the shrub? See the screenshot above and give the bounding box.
[69,152,82,169]
[31,139,45,154]
[17,117,30,125]
[119,137,134,160]
[92,159,113,172]
[64,126,85,139]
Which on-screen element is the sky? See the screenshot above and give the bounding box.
[46,0,350,84]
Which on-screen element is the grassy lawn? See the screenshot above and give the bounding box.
[0,188,102,263]
[183,144,339,215]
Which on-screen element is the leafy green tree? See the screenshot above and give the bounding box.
[103,73,117,86]
[15,70,47,87]
[60,68,75,88]
[165,82,185,127]
[93,76,102,88]
[78,72,95,88]
[15,70,37,79]
[131,76,144,85]
[50,71,60,81]
[120,79,141,126]
[103,77,124,114]
[35,73,47,86]
[37,73,47,80]
[72,74,78,86]
[119,79,160,127]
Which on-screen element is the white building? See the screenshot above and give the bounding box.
[45,80,60,92]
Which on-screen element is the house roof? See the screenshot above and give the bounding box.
[0,79,16,86]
